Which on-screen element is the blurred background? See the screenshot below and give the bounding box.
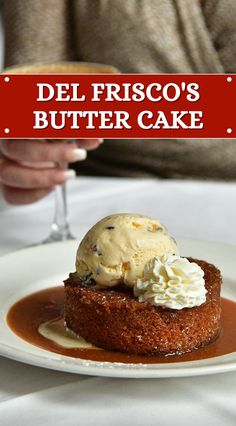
[0,0,3,69]
[0,0,235,182]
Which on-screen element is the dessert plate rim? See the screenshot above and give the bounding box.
[0,238,236,379]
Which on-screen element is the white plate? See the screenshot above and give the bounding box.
[0,239,236,378]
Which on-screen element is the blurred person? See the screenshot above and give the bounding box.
[0,0,3,68]
[1,0,236,205]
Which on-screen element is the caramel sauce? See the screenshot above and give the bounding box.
[6,286,236,364]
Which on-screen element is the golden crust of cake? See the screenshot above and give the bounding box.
[64,259,222,356]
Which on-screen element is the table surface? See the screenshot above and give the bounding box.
[1,177,236,426]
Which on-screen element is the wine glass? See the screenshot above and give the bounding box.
[3,62,119,243]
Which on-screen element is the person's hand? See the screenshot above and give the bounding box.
[0,139,102,205]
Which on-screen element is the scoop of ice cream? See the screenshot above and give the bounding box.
[76,213,178,288]
[134,255,207,309]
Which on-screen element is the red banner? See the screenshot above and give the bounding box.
[0,74,235,139]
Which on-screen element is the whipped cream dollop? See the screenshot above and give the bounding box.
[134,255,207,310]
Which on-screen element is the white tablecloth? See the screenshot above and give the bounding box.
[1,177,236,426]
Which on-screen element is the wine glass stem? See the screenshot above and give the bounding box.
[42,142,75,244]
[51,181,70,239]
[44,164,74,243]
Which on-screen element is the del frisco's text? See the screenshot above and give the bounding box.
[33,81,203,131]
